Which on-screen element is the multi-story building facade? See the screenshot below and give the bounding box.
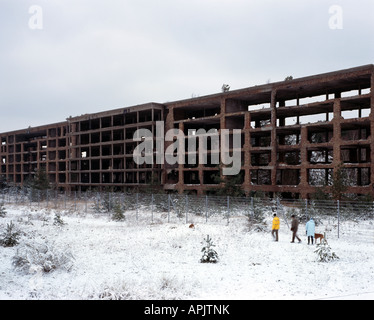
[1,65,373,199]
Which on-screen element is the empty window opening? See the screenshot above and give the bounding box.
[80,121,90,132]
[308,169,332,186]
[80,160,89,171]
[342,110,359,120]
[139,110,152,122]
[59,174,66,183]
[341,89,360,99]
[113,115,124,127]
[91,133,100,144]
[125,113,137,124]
[299,113,330,125]
[58,162,66,171]
[276,169,300,185]
[102,145,112,156]
[248,102,271,111]
[284,99,298,107]
[341,146,369,163]
[203,171,220,184]
[309,150,333,164]
[81,151,88,158]
[361,88,371,95]
[251,133,271,147]
[101,117,112,128]
[298,94,327,105]
[81,134,89,145]
[184,171,200,184]
[102,172,111,183]
[49,151,56,161]
[113,172,124,183]
[126,158,136,169]
[251,169,271,185]
[341,128,369,141]
[154,110,162,121]
[92,173,100,183]
[309,130,333,144]
[113,158,123,170]
[342,168,370,186]
[125,172,137,183]
[113,130,124,141]
[166,170,178,184]
[102,159,111,170]
[251,118,271,128]
[113,144,124,156]
[251,152,271,166]
[226,116,245,130]
[102,131,112,143]
[278,151,300,165]
[91,160,100,170]
[278,133,300,146]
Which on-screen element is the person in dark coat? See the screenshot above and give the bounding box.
[290,215,301,243]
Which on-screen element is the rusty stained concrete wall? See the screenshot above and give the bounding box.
[1,64,374,199]
[164,65,374,199]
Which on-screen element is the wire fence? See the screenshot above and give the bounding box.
[1,188,374,243]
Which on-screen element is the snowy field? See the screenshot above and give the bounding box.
[1,205,374,300]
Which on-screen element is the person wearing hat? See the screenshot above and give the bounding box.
[306,218,316,245]
[272,214,280,241]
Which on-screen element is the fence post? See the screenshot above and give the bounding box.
[250,197,254,216]
[205,195,208,223]
[136,193,139,221]
[227,196,230,224]
[151,194,154,223]
[168,194,171,223]
[85,193,88,213]
[337,200,340,239]
[277,197,289,229]
[185,194,188,224]
[74,191,77,212]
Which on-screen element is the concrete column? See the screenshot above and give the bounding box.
[332,98,342,167]
[299,126,309,198]
[369,70,374,196]
[270,90,278,190]
[243,112,251,195]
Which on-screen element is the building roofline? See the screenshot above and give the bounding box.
[1,64,372,134]
[67,102,164,122]
[164,64,374,107]
[0,121,68,136]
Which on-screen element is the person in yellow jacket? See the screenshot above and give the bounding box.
[272,214,280,241]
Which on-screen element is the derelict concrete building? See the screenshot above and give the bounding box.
[1,65,374,199]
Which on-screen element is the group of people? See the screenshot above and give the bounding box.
[271,214,316,244]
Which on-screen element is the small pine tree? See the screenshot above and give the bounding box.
[314,236,339,262]
[200,235,219,263]
[0,202,6,218]
[53,213,66,226]
[112,202,125,221]
[0,221,20,247]
[25,168,51,201]
[331,163,348,201]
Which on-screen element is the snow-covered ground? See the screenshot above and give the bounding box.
[1,205,374,300]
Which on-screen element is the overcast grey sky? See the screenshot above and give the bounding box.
[0,0,373,133]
